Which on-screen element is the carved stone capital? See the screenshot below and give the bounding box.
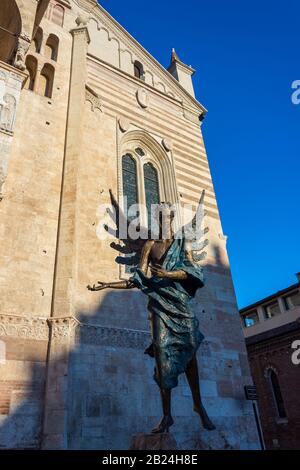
[48,316,80,343]
[13,33,31,71]
[70,26,91,44]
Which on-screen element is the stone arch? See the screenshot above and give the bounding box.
[0,0,22,64]
[25,55,37,91]
[52,3,65,27]
[45,34,59,61]
[30,26,43,54]
[119,130,179,225]
[264,364,278,378]
[156,82,166,93]
[39,63,55,98]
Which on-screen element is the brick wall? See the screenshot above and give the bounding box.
[247,327,300,450]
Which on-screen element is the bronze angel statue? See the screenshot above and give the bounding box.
[87,190,215,433]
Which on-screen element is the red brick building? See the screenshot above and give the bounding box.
[240,274,300,450]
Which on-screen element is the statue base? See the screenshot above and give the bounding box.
[130,433,178,450]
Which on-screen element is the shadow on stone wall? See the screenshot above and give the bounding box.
[0,246,259,450]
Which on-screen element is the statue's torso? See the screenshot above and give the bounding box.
[149,239,173,267]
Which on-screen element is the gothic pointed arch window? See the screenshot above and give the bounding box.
[144,162,160,226]
[119,132,179,276]
[122,154,138,221]
[268,369,287,419]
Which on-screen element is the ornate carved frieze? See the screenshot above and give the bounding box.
[0,314,49,340]
[76,324,151,350]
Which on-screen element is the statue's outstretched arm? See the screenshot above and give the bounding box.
[87,280,135,291]
[87,240,153,292]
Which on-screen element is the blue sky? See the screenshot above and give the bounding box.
[99,0,300,308]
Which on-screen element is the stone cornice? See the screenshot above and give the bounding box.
[0,313,150,350]
[71,0,206,116]
[0,60,28,84]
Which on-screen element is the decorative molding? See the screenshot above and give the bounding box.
[118,116,130,133]
[0,313,214,358]
[73,0,206,114]
[162,138,172,152]
[75,14,90,27]
[85,84,103,112]
[76,324,151,349]
[0,314,49,340]
[136,88,149,109]
[183,108,201,125]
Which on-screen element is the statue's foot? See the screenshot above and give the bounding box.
[194,405,216,431]
[151,415,174,434]
[144,343,155,357]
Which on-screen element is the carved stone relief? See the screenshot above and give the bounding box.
[162,138,172,152]
[0,94,17,133]
[13,33,31,71]
[118,116,130,133]
[48,317,80,344]
[136,88,149,109]
[0,314,49,341]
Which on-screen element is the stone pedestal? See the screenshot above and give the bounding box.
[130,433,178,451]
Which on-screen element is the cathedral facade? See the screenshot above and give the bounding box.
[0,0,259,450]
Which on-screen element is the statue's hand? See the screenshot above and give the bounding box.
[150,266,169,278]
[87,281,108,291]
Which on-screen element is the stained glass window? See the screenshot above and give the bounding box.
[122,154,138,273]
[144,163,160,228]
[122,154,138,219]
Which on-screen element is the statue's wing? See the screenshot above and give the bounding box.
[104,190,149,270]
[178,190,209,263]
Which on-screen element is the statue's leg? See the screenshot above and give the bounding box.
[185,355,216,431]
[151,353,174,433]
[151,388,174,434]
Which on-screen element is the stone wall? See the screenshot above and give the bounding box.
[0,0,260,450]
